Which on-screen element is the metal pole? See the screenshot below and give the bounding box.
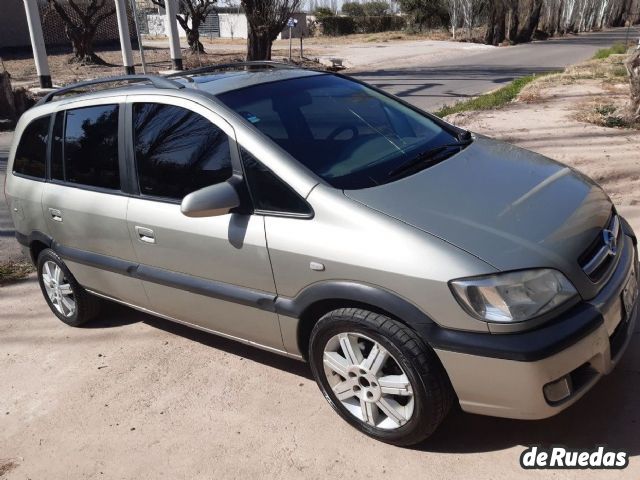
[114,0,135,74]
[165,0,183,70]
[289,26,292,61]
[300,34,303,60]
[22,0,52,88]
[129,0,148,74]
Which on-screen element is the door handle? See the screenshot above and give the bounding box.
[48,208,63,222]
[135,226,155,244]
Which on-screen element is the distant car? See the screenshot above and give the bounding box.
[5,63,638,446]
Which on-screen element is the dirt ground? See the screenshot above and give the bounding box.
[2,55,640,480]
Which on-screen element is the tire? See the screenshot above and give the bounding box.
[309,308,454,446]
[36,248,101,327]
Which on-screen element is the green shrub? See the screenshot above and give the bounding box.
[592,43,628,59]
[355,15,405,33]
[341,2,365,16]
[313,7,334,20]
[362,1,390,16]
[322,15,405,35]
[321,16,357,35]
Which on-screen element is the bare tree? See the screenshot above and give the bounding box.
[445,0,462,39]
[627,46,640,121]
[484,0,507,45]
[460,0,485,38]
[151,0,218,53]
[46,0,116,65]
[481,0,638,45]
[515,0,544,42]
[241,0,302,60]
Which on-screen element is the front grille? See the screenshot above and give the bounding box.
[578,211,621,282]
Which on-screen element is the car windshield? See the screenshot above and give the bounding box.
[217,74,464,189]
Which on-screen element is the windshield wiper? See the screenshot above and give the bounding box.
[386,140,472,180]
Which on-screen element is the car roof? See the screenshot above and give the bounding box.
[173,68,325,96]
[35,66,327,108]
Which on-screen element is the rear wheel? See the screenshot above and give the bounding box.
[309,308,454,446]
[37,249,101,327]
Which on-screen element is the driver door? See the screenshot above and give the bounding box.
[124,97,284,351]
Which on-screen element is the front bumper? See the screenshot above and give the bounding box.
[429,229,638,420]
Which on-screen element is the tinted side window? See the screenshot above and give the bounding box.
[13,115,50,178]
[64,105,120,190]
[241,148,311,216]
[133,103,232,200]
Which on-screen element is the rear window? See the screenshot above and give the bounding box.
[56,104,120,190]
[13,115,50,178]
[217,75,457,189]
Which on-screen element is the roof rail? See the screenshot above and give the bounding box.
[36,75,185,105]
[167,61,299,79]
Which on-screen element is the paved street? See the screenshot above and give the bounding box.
[353,27,640,110]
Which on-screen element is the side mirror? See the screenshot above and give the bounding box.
[180,180,240,218]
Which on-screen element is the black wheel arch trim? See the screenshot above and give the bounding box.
[273,280,434,325]
[15,230,53,249]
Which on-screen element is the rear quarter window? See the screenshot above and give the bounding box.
[13,115,50,179]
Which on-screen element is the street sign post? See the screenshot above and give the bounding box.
[287,17,298,61]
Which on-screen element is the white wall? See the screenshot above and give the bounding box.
[219,13,248,39]
[145,13,191,38]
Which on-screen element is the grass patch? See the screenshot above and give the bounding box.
[434,74,543,118]
[575,99,640,130]
[0,261,35,285]
[592,43,628,59]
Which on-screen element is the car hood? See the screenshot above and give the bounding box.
[344,136,612,298]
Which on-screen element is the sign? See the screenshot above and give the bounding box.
[287,18,298,28]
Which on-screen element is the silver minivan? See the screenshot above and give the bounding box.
[6,63,638,446]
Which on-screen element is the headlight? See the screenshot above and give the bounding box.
[450,269,578,323]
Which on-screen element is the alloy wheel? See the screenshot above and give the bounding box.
[41,260,76,318]
[323,332,415,430]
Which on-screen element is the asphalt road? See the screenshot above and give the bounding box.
[353,27,640,111]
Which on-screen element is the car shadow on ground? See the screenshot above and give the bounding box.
[91,301,314,380]
[89,301,639,456]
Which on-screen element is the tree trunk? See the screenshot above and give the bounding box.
[484,1,507,45]
[179,15,205,53]
[516,0,544,42]
[506,3,519,42]
[627,48,640,121]
[0,71,17,122]
[66,25,105,65]
[186,20,205,53]
[246,27,272,60]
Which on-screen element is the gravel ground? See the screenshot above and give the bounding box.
[1,278,639,480]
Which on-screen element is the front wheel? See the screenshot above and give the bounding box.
[309,308,454,446]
